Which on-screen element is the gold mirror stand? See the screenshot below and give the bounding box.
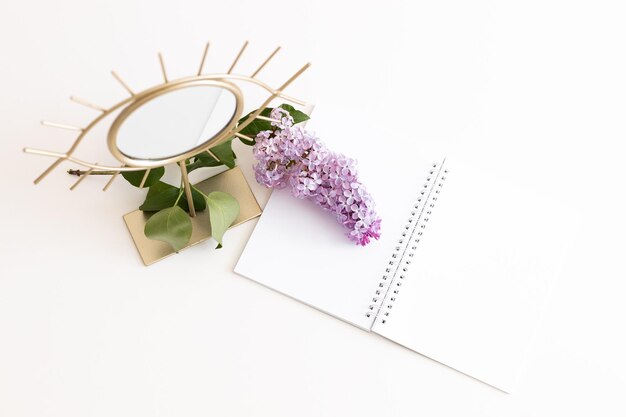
[24,41,311,264]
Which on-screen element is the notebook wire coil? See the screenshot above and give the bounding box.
[367,159,448,325]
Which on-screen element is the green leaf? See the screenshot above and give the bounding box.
[185,187,207,212]
[237,108,273,142]
[186,153,222,172]
[122,167,165,188]
[207,140,236,168]
[186,140,237,173]
[205,191,240,248]
[277,103,310,125]
[140,181,206,213]
[140,182,179,211]
[145,180,175,199]
[144,206,192,252]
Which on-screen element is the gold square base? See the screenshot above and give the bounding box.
[123,166,262,266]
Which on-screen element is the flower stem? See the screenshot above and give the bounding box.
[191,184,208,200]
[173,188,185,207]
[67,169,117,176]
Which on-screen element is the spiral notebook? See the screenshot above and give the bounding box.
[235,155,573,393]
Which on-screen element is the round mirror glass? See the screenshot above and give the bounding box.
[114,84,238,160]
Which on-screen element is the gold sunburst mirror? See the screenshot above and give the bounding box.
[24,41,311,265]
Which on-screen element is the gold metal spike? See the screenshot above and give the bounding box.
[178,161,196,217]
[138,168,151,188]
[33,158,66,184]
[197,42,210,75]
[158,53,168,83]
[251,46,281,78]
[103,169,122,191]
[69,165,95,190]
[111,70,135,96]
[233,132,255,142]
[277,62,311,91]
[255,115,281,123]
[227,40,249,74]
[41,120,83,131]
[232,62,310,135]
[70,96,106,112]
[205,149,219,162]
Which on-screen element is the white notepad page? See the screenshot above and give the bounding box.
[236,152,440,330]
[236,150,575,392]
[371,160,574,392]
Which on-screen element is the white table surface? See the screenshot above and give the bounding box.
[1,0,625,415]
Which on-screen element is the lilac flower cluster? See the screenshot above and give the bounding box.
[253,108,381,245]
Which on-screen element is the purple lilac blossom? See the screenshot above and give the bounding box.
[252,107,381,246]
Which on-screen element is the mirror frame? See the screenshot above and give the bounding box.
[107,78,244,168]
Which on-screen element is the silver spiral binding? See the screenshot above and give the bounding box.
[366,159,448,325]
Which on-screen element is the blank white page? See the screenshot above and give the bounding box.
[235,152,441,330]
[373,159,575,392]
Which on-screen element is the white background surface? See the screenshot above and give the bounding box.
[1,0,625,416]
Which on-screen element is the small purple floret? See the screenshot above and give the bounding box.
[252,108,381,246]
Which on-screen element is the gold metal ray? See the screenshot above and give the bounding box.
[197,42,210,75]
[255,115,281,123]
[158,53,168,83]
[70,165,95,190]
[138,168,151,188]
[25,148,144,172]
[41,120,83,131]
[213,73,306,105]
[227,40,249,74]
[205,149,219,161]
[231,62,310,137]
[24,147,73,159]
[179,161,196,217]
[70,96,106,113]
[103,169,122,191]
[234,132,255,142]
[33,157,66,184]
[251,46,281,78]
[111,70,135,96]
[277,62,311,91]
